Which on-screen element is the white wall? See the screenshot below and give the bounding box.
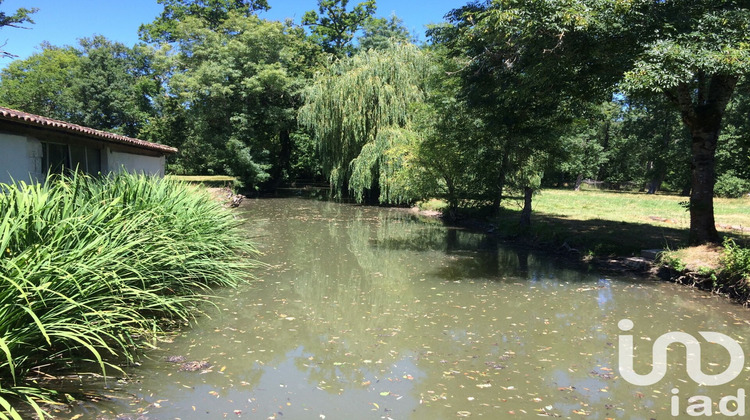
[108,149,165,176]
[0,133,42,185]
[1,132,166,184]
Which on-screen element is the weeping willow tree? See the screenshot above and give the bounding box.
[299,42,430,203]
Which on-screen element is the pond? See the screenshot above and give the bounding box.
[65,198,750,419]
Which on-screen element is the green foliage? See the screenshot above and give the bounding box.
[722,238,750,284]
[432,0,750,241]
[718,82,750,179]
[410,51,501,212]
[554,102,614,188]
[302,0,376,56]
[299,42,430,204]
[72,37,160,137]
[715,171,750,198]
[148,12,320,188]
[429,1,583,220]
[0,37,160,138]
[359,14,413,52]
[621,2,750,93]
[139,0,270,43]
[0,45,79,119]
[0,173,256,415]
[660,252,688,272]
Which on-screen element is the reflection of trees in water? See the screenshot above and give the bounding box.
[361,213,596,283]
[243,202,611,398]
[106,199,750,418]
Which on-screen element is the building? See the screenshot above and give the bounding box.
[0,106,177,184]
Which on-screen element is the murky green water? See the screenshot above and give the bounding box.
[64,198,750,419]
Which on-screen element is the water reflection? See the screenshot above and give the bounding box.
[61,198,750,420]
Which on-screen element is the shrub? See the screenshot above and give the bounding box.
[721,239,750,286]
[0,173,257,417]
[714,171,750,198]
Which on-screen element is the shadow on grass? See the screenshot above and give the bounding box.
[487,207,748,257]
[488,208,684,257]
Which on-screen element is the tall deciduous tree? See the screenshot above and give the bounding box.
[359,13,413,52]
[0,37,160,138]
[437,0,750,244]
[299,43,430,203]
[139,0,270,43]
[72,37,160,137]
[615,1,750,244]
[430,3,580,225]
[0,44,79,119]
[302,0,376,56]
[150,12,317,188]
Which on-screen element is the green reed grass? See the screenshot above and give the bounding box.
[0,173,257,418]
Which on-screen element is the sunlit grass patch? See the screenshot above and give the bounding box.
[492,189,749,257]
[0,173,257,416]
[416,198,449,212]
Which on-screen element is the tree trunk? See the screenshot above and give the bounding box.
[688,125,720,245]
[271,129,292,190]
[647,171,665,194]
[516,247,529,274]
[446,177,458,221]
[490,154,509,216]
[574,173,583,191]
[519,186,533,229]
[665,76,737,245]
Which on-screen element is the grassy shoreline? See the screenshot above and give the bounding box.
[418,188,750,304]
[0,173,257,418]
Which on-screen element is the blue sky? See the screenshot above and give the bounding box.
[0,0,468,65]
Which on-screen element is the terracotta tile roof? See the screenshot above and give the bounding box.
[0,106,177,154]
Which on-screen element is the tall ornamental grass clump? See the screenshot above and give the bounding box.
[0,173,256,418]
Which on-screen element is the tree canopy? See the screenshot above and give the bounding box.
[428,0,750,243]
[139,0,270,43]
[299,42,429,203]
[1,0,750,246]
[302,0,376,56]
[0,37,159,138]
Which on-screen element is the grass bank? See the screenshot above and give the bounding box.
[420,188,750,303]
[491,188,749,256]
[0,173,257,418]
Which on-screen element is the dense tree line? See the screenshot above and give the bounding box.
[1,0,749,245]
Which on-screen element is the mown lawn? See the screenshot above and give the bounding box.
[490,188,750,257]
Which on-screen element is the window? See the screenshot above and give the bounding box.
[42,142,102,175]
